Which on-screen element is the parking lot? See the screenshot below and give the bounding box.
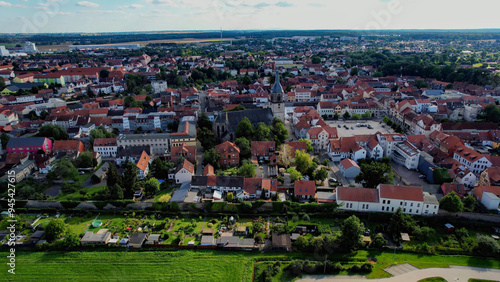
[326,119,394,137]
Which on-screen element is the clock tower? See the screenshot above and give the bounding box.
[270,71,285,122]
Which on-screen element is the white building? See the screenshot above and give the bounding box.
[474,186,500,210]
[453,146,492,175]
[392,141,420,170]
[337,184,439,216]
[339,158,361,179]
[171,159,194,184]
[93,138,117,158]
[151,80,168,94]
[0,46,9,57]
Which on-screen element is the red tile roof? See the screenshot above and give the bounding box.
[203,164,214,176]
[340,158,359,170]
[378,184,423,202]
[474,186,500,202]
[337,187,379,203]
[294,180,316,196]
[136,151,150,172]
[93,138,117,147]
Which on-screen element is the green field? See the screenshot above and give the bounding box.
[0,250,257,281]
[1,250,499,281]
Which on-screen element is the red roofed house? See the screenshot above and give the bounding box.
[243,178,277,199]
[203,164,214,176]
[0,109,19,126]
[172,159,194,184]
[440,183,467,198]
[339,158,361,179]
[453,146,492,175]
[474,186,500,210]
[336,187,379,212]
[93,138,117,158]
[215,141,240,167]
[478,167,500,187]
[136,151,150,179]
[294,180,316,199]
[337,184,439,215]
[53,140,85,157]
[251,141,276,164]
[170,143,196,164]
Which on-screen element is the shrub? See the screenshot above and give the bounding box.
[303,261,319,273]
[475,235,500,255]
[360,263,373,273]
[91,174,101,184]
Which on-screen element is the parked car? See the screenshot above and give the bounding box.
[329,177,337,183]
[338,124,342,128]
[351,127,354,130]
[367,125,373,129]
[418,174,426,179]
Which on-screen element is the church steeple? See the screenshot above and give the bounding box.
[271,70,284,94]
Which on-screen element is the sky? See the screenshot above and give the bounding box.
[0,0,499,33]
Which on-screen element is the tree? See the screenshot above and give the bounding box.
[61,231,80,250]
[203,148,221,169]
[475,235,500,255]
[122,160,139,198]
[333,113,339,120]
[439,192,464,213]
[314,167,328,183]
[75,151,94,168]
[311,56,321,64]
[362,111,371,119]
[414,79,429,89]
[382,116,391,123]
[340,215,364,251]
[271,119,288,146]
[49,157,79,181]
[144,178,160,197]
[354,160,394,188]
[151,158,174,179]
[45,219,66,242]
[350,67,359,76]
[483,104,500,123]
[254,122,271,141]
[197,127,216,150]
[36,124,69,140]
[235,137,251,160]
[226,192,234,202]
[89,126,115,147]
[352,114,361,120]
[298,139,313,152]
[462,195,476,211]
[370,234,387,248]
[236,117,254,139]
[1,133,10,148]
[343,111,351,120]
[237,164,256,178]
[106,163,122,188]
[107,183,124,200]
[387,208,416,238]
[242,75,252,85]
[295,150,312,174]
[433,168,452,185]
[288,168,302,182]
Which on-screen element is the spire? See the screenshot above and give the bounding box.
[271,70,284,94]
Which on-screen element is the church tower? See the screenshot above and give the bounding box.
[270,71,285,122]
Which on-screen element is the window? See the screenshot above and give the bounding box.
[409,209,412,213]
[400,201,403,205]
[410,203,413,207]
[426,205,429,208]
[416,210,419,213]
[417,203,420,207]
[403,208,406,212]
[388,200,391,204]
[366,204,369,209]
[391,207,394,212]
[382,206,385,211]
[383,200,386,204]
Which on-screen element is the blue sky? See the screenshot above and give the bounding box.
[0,0,499,33]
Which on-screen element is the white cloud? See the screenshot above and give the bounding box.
[76,1,99,8]
[0,1,12,7]
[120,4,144,9]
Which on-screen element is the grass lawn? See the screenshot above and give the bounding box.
[154,186,175,202]
[469,279,498,282]
[418,278,447,282]
[74,172,92,182]
[1,250,257,281]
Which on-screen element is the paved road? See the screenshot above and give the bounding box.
[299,265,500,282]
